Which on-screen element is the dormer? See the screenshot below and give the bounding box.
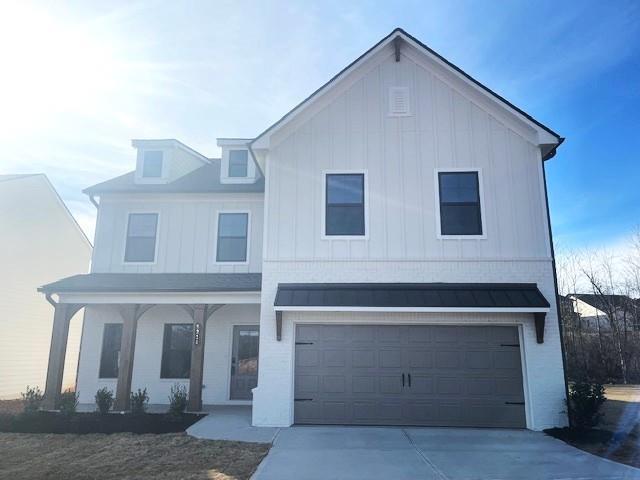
[132,139,209,184]
[217,138,259,184]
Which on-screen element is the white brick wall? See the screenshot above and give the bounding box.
[251,259,568,430]
[76,304,260,406]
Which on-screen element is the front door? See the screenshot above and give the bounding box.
[230,325,259,400]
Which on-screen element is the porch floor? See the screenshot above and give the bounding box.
[187,406,280,443]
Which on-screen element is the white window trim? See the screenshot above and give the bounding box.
[221,148,256,184]
[434,167,487,240]
[122,211,160,265]
[321,169,369,240]
[136,150,169,184]
[213,210,251,265]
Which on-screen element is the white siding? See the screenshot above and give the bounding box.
[0,175,91,399]
[91,194,264,273]
[76,304,260,405]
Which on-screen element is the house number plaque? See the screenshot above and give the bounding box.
[194,323,201,345]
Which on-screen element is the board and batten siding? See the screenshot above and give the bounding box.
[91,194,263,273]
[264,49,551,262]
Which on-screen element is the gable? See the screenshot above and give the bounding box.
[251,28,562,161]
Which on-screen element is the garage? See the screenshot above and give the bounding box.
[294,324,526,428]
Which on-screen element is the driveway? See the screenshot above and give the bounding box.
[252,426,640,480]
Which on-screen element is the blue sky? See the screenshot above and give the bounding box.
[0,0,638,250]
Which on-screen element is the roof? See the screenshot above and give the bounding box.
[0,174,41,183]
[84,160,264,195]
[40,273,262,294]
[274,283,549,310]
[570,294,638,312]
[251,28,563,160]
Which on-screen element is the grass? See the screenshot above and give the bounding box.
[0,432,270,480]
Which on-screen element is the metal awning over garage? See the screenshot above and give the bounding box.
[273,283,550,343]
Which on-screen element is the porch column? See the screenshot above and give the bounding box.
[188,304,207,411]
[42,302,82,410]
[114,305,140,411]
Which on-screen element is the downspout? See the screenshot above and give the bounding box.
[88,194,99,209]
[541,147,572,427]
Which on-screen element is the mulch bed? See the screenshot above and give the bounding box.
[545,427,640,468]
[0,411,204,434]
[0,432,270,480]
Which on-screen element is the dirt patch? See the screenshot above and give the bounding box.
[546,427,640,469]
[0,432,270,480]
[0,411,203,434]
[0,400,22,415]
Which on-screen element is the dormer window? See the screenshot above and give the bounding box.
[142,151,163,178]
[228,150,248,178]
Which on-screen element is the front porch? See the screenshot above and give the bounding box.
[38,273,262,412]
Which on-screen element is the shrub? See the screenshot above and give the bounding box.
[168,383,188,416]
[567,382,606,429]
[21,386,43,414]
[130,388,149,414]
[58,389,79,416]
[95,388,114,414]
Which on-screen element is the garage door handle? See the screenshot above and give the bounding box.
[402,373,405,387]
[408,373,411,387]
[505,401,524,405]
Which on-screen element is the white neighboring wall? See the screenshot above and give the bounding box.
[0,174,91,399]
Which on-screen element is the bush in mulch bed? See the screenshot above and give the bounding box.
[0,411,204,435]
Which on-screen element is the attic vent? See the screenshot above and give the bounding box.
[388,87,411,116]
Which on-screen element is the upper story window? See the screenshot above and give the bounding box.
[124,213,158,262]
[161,324,192,379]
[216,212,249,262]
[437,171,483,236]
[228,150,249,177]
[99,323,122,379]
[141,150,164,178]
[325,173,366,236]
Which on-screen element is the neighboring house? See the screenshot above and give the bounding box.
[0,174,91,399]
[566,294,639,331]
[39,29,567,430]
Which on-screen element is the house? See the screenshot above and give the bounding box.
[566,294,639,331]
[0,174,91,399]
[39,28,567,430]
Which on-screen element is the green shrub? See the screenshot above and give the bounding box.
[95,388,114,414]
[130,388,149,414]
[58,389,78,416]
[168,383,188,416]
[21,386,43,414]
[568,382,606,429]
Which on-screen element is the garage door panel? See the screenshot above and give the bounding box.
[294,324,526,427]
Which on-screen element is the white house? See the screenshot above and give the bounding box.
[40,29,567,430]
[0,174,91,399]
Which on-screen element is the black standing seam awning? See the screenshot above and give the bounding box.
[273,283,549,343]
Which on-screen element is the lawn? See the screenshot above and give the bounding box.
[0,432,270,480]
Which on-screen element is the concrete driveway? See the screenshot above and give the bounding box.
[252,426,640,480]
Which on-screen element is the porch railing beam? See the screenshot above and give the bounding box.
[114,305,141,411]
[188,304,208,411]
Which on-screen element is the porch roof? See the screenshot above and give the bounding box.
[39,272,262,294]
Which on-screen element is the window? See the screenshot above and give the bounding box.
[99,324,122,379]
[438,171,483,236]
[228,150,248,177]
[124,213,158,262]
[216,213,248,262]
[161,324,193,379]
[325,173,365,236]
[142,151,163,178]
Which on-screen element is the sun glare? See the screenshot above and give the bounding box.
[0,4,124,140]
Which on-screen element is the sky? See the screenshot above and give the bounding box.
[0,0,638,253]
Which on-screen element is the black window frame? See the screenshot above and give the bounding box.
[438,171,483,236]
[160,323,193,379]
[216,212,249,263]
[124,213,158,263]
[324,173,366,237]
[99,323,122,379]
[228,150,249,178]
[141,150,164,178]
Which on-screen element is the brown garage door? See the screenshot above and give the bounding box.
[294,324,526,428]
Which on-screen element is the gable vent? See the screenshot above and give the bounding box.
[388,86,411,116]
